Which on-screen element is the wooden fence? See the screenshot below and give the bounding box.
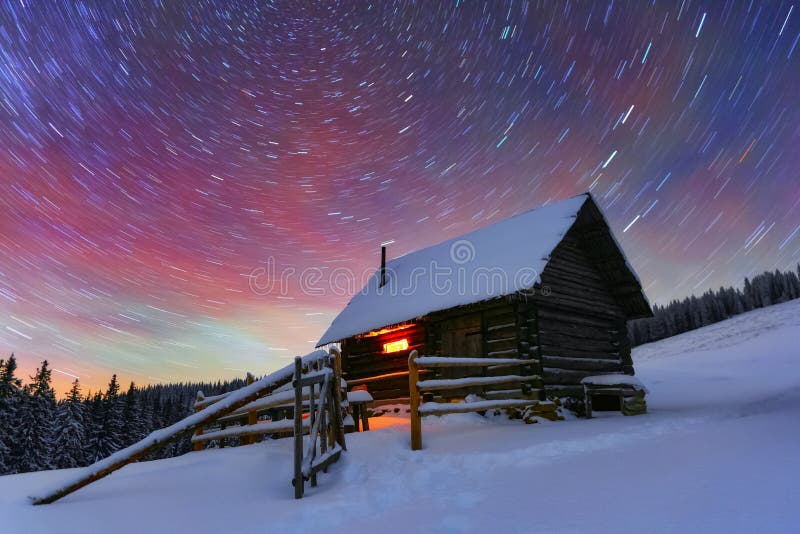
[408,350,542,450]
[32,349,346,505]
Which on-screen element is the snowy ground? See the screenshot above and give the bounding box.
[3,300,800,533]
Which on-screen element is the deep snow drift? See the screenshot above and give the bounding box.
[3,300,800,533]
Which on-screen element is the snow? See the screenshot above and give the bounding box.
[318,194,591,345]
[346,390,373,403]
[3,300,800,533]
[581,373,648,392]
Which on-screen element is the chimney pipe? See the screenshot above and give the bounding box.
[380,245,386,287]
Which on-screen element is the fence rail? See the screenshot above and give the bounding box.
[408,350,542,450]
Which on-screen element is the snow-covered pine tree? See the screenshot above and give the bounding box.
[0,355,22,474]
[53,379,87,469]
[121,382,146,446]
[84,391,104,462]
[85,375,125,462]
[10,361,57,473]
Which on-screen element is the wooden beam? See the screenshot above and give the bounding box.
[408,350,422,451]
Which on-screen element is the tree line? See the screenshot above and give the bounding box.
[628,264,800,346]
[0,357,243,475]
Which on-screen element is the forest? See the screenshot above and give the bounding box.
[1,264,799,476]
[0,360,243,475]
[628,265,800,345]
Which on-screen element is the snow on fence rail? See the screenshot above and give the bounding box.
[32,349,346,505]
[408,350,542,450]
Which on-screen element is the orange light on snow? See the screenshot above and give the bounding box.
[383,339,409,353]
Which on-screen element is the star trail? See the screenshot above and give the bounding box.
[0,1,798,393]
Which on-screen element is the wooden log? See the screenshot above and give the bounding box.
[584,384,593,418]
[544,385,585,397]
[541,355,622,372]
[537,322,620,342]
[191,418,308,442]
[537,293,626,319]
[346,369,410,385]
[414,356,535,368]
[293,357,304,499]
[481,388,543,400]
[193,391,231,410]
[486,321,515,332]
[243,373,256,445]
[347,356,410,376]
[538,331,619,352]
[408,350,422,451]
[193,392,204,452]
[543,367,616,385]
[536,307,619,329]
[419,398,537,415]
[329,348,347,450]
[360,404,369,431]
[484,337,518,352]
[417,374,541,392]
[538,345,620,360]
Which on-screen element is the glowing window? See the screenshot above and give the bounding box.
[383,339,409,353]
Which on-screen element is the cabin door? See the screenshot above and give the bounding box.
[440,314,483,358]
[439,314,483,397]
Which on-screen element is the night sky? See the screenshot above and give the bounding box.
[1,1,798,394]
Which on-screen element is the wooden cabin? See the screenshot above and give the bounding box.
[317,193,652,404]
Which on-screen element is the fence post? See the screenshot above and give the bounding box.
[329,347,347,450]
[408,350,422,451]
[293,357,304,499]
[193,391,205,452]
[243,372,256,445]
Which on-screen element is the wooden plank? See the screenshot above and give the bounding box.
[543,367,616,385]
[408,350,422,451]
[538,345,620,359]
[537,307,619,329]
[481,388,543,400]
[541,355,622,372]
[346,369,411,385]
[330,347,347,450]
[243,373,256,445]
[415,356,535,368]
[538,331,620,352]
[419,398,537,415]
[417,374,541,392]
[192,418,308,442]
[293,357,304,499]
[193,392,204,452]
[307,445,342,477]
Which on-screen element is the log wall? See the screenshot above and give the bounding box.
[535,226,633,398]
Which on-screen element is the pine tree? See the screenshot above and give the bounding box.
[52,380,87,469]
[85,375,124,462]
[121,382,146,446]
[10,361,57,472]
[0,354,22,398]
[0,356,21,474]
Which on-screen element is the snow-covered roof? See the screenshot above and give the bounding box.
[318,194,604,346]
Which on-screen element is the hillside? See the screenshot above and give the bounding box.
[2,300,799,533]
